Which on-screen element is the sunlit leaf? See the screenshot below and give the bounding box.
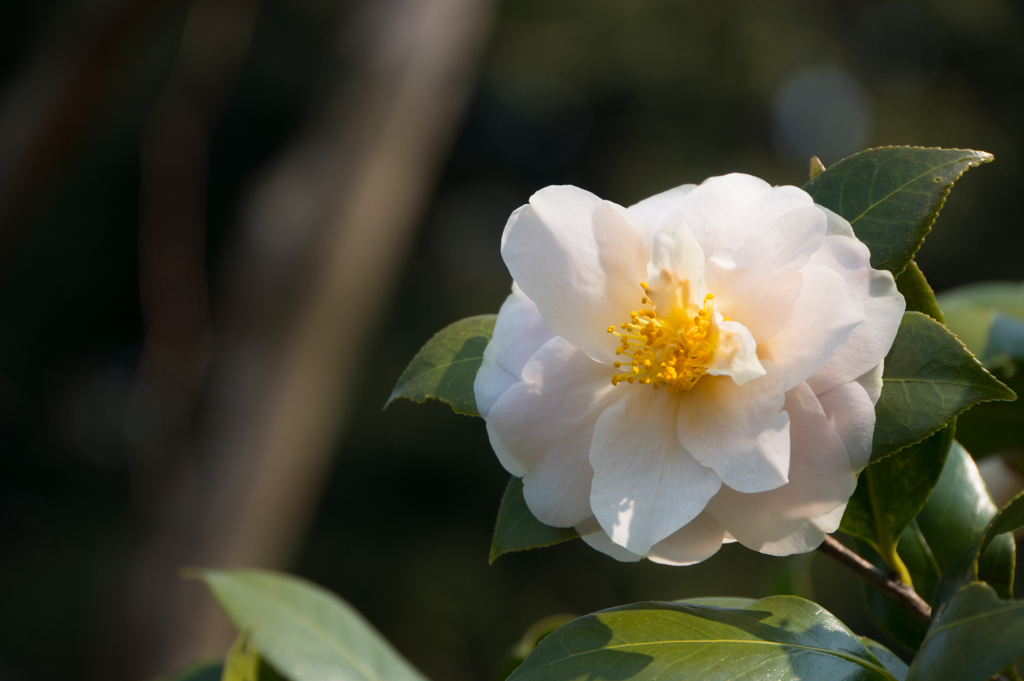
[872,312,1015,463]
[386,315,496,416]
[201,569,429,681]
[803,146,992,275]
[981,491,1024,555]
[508,597,901,680]
[490,476,578,563]
[907,583,1024,681]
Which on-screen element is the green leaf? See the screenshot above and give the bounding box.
[386,315,496,416]
[200,569,429,681]
[907,583,1024,681]
[841,426,953,579]
[802,146,992,275]
[490,476,578,563]
[858,442,1016,649]
[935,490,1024,613]
[872,312,1015,463]
[860,638,909,681]
[508,597,900,680]
[894,261,943,322]
[496,614,577,681]
[981,490,1024,555]
[912,442,1016,616]
[154,662,224,681]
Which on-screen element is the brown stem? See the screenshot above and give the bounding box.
[818,535,933,626]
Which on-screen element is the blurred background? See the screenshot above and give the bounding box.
[0,0,1022,679]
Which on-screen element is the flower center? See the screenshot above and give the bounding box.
[606,282,717,392]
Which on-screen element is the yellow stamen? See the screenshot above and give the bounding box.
[607,284,718,393]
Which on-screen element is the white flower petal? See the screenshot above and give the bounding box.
[647,512,727,566]
[857,361,884,404]
[675,175,813,257]
[590,389,722,555]
[816,378,876,471]
[474,347,518,419]
[627,184,697,234]
[475,285,555,417]
[705,382,857,555]
[820,205,855,238]
[575,517,643,562]
[676,361,790,493]
[646,220,707,314]
[804,235,905,395]
[706,317,766,385]
[704,262,802,345]
[759,265,865,392]
[702,205,827,345]
[485,337,625,526]
[501,187,653,364]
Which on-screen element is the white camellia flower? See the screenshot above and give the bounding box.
[473,174,906,565]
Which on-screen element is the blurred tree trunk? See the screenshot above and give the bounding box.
[120,0,495,677]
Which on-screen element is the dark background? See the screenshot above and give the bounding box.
[0,0,1022,679]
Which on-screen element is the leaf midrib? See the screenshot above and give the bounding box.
[846,156,976,226]
[521,638,897,681]
[924,601,1024,639]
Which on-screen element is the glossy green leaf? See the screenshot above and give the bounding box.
[907,583,1024,681]
[872,312,1015,462]
[981,491,1024,554]
[860,638,908,681]
[858,442,1015,649]
[841,426,953,564]
[935,490,1024,613]
[802,146,992,275]
[508,597,900,681]
[155,662,224,681]
[917,442,1016,599]
[894,261,943,322]
[386,315,496,416]
[490,476,578,563]
[201,569,429,681]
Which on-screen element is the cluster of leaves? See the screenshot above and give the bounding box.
[164,148,1024,681]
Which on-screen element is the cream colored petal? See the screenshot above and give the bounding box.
[590,389,722,555]
[816,377,876,471]
[706,317,766,385]
[647,512,727,566]
[645,219,707,316]
[674,175,813,257]
[501,187,654,364]
[474,285,555,417]
[627,184,697,235]
[804,234,905,395]
[701,206,826,345]
[759,265,864,392]
[705,382,858,555]
[485,337,625,526]
[575,516,643,562]
[676,361,790,494]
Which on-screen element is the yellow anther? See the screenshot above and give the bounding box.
[607,282,718,393]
